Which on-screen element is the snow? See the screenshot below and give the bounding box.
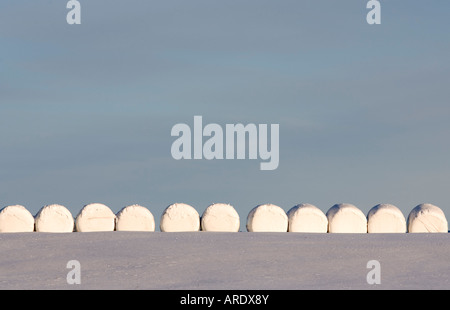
[115,204,155,232]
[0,203,449,289]
[201,203,240,232]
[160,203,200,232]
[35,204,74,233]
[407,203,448,233]
[287,203,328,233]
[0,205,35,233]
[0,232,449,289]
[246,204,288,232]
[367,204,406,233]
[326,203,367,233]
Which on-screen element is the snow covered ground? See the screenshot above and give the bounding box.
[0,232,449,289]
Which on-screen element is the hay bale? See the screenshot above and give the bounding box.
[0,205,35,233]
[201,203,240,232]
[115,204,155,231]
[287,203,328,233]
[246,204,288,232]
[326,203,367,233]
[367,204,406,233]
[35,204,74,233]
[407,203,448,233]
[160,203,200,232]
[75,203,115,232]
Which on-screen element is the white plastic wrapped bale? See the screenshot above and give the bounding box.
[75,203,116,232]
[115,204,155,232]
[35,204,75,233]
[201,203,240,232]
[160,203,200,232]
[326,203,367,233]
[367,204,406,233]
[407,203,448,233]
[246,204,288,232]
[287,203,328,233]
[0,205,35,233]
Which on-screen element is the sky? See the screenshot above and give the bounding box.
[1,1,450,230]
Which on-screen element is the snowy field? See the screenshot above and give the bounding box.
[0,232,449,290]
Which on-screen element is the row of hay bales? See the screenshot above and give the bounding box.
[0,202,447,233]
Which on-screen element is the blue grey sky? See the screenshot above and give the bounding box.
[1,1,449,230]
